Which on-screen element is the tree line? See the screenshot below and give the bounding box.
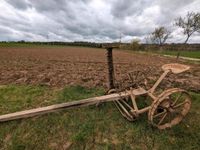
[146,12,200,45]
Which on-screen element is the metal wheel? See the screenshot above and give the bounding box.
[148,88,191,130]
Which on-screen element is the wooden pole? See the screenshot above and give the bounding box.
[0,93,127,122]
[106,47,115,89]
[0,88,146,122]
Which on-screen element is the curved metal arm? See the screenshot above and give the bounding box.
[149,70,170,94]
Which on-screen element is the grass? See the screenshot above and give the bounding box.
[159,50,200,59]
[144,50,200,59]
[119,48,200,60]
[0,85,200,149]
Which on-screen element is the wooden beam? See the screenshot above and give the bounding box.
[0,88,147,122]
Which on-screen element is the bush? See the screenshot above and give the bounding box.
[130,39,141,50]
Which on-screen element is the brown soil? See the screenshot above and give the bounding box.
[0,46,199,92]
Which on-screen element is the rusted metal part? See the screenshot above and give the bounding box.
[114,100,135,121]
[162,63,190,74]
[149,70,170,94]
[148,88,191,129]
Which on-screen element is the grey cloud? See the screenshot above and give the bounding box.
[0,26,12,35]
[6,0,31,10]
[155,0,196,25]
[111,0,150,19]
[0,0,199,43]
[29,0,67,12]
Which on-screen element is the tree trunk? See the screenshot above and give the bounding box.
[184,35,190,44]
[176,51,180,60]
[176,35,190,60]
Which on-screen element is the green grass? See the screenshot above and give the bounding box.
[160,50,200,59]
[124,48,200,59]
[146,50,200,59]
[119,48,200,60]
[0,85,200,149]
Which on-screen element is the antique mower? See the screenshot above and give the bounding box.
[0,47,192,130]
[0,63,192,129]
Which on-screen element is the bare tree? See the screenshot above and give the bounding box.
[175,12,200,44]
[151,26,170,45]
[175,12,200,59]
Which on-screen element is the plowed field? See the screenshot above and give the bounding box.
[0,46,199,92]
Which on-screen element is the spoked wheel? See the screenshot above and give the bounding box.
[148,88,191,130]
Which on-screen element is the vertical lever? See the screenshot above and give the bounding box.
[106,47,115,90]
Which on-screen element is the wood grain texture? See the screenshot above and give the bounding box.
[0,88,147,122]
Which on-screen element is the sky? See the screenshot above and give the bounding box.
[0,0,199,43]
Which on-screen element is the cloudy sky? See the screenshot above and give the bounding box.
[0,0,199,43]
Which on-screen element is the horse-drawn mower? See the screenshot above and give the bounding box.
[0,63,191,129]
